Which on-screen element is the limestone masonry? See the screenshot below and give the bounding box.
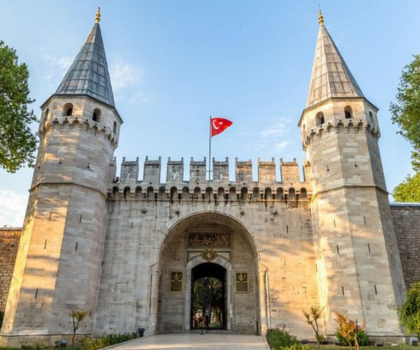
[0,229,21,311]
[1,9,419,347]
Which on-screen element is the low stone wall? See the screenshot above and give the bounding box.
[0,228,22,310]
[391,203,420,288]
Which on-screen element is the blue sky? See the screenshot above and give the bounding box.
[1,0,419,226]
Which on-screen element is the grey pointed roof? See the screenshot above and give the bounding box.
[306,24,364,108]
[55,23,115,107]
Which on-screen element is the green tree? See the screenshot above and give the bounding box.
[303,306,324,348]
[390,54,420,166]
[393,172,420,202]
[193,277,222,328]
[0,40,37,173]
[398,281,420,339]
[390,55,420,201]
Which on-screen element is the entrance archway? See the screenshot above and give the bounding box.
[156,212,260,334]
[185,255,232,331]
[191,263,226,330]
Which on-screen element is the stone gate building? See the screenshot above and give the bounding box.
[0,9,416,347]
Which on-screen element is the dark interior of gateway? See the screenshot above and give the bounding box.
[191,263,226,330]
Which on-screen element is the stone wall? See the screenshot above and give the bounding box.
[0,228,22,310]
[391,203,420,288]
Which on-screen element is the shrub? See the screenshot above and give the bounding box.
[266,327,309,350]
[281,344,310,350]
[335,329,370,346]
[21,344,42,350]
[81,332,137,350]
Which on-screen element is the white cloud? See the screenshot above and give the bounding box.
[128,90,153,106]
[260,118,291,139]
[275,140,290,151]
[41,54,73,85]
[110,56,143,91]
[244,118,293,152]
[0,190,28,227]
[43,54,73,72]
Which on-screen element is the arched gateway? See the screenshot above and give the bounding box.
[156,212,260,334]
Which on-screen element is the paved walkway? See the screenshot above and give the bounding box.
[108,333,269,350]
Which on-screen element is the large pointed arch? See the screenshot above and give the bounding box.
[154,211,261,334]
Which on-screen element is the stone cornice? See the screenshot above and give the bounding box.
[38,117,118,148]
[303,119,380,149]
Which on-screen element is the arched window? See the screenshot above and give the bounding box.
[194,187,201,199]
[182,187,190,199]
[316,112,325,125]
[147,186,154,199]
[252,187,260,199]
[218,187,225,199]
[205,187,213,199]
[123,187,130,199]
[92,108,101,122]
[289,188,296,199]
[229,187,236,200]
[345,106,353,119]
[301,188,307,198]
[112,186,119,199]
[135,186,142,198]
[369,111,375,124]
[113,121,117,134]
[170,187,177,201]
[158,186,166,199]
[277,188,283,200]
[63,103,73,116]
[45,108,50,119]
[265,188,272,199]
[241,187,248,200]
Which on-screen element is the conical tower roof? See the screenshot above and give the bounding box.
[306,11,364,108]
[55,9,115,107]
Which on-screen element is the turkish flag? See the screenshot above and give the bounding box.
[211,117,233,137]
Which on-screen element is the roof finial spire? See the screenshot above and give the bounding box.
[95,7,101,23]
[318,7,324,26]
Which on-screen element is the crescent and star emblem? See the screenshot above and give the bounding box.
[212,120,222,130]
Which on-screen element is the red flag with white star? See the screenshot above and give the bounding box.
[211,117,233,137]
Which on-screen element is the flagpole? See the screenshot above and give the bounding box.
[208,116,212,181]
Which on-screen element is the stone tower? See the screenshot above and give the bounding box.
[0,9,122,345]
[299,11,405,336]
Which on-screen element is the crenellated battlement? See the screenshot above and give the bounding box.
[303,119,380,149]
[38,117,119,147]
[109,156,311,201]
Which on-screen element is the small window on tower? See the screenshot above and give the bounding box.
[345,106,353,119]
[316,112,325,125]
[63,103,73,116]
[92,108,101,122]
[369,111,375,124]
[113,121,117,134]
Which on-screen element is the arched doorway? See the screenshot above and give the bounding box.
[191,263,226,330]
[156,212,260,334]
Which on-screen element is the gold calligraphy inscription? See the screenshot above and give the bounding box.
[188,232,231,247]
